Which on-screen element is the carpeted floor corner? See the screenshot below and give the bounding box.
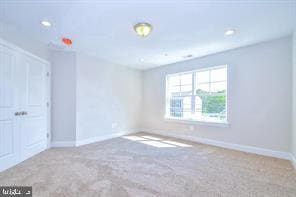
[0,132,295,197]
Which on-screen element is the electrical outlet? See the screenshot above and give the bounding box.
[112,123,118,129]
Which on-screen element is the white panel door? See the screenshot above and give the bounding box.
[0,41,49,171]
[0,45,19,171]
[18,55,48,161]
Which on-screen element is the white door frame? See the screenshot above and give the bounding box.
[46,63,51,148]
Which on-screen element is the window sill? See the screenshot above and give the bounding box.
[164,117,229,127]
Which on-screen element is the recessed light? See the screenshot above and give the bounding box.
[225,29,235,36]
[41,20,51,27]
[164,53,168,56]
[183,54,193,59]
[140,58,144,62]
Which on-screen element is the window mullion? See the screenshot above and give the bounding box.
[209,69,212,93]
[166,76,170,117]
[191,72,195,117]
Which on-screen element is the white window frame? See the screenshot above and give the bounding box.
[165,65,228,126]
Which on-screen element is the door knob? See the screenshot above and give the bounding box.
[14,111,28,116]
[21,111,28,115]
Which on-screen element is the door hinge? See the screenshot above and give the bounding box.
[46,72,50,77]
[47,133,50,138]
[47,102,50,107]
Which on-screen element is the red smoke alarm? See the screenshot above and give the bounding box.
[62,38,72,46]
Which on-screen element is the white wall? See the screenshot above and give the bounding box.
[51,51,77,142]
[76,53,142,141]
[51,51,142,144]
[292,32,296,159]
[141,37,292,152]
[0,21,49,61]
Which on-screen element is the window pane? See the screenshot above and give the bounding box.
[196,83,210,94]
[170,97,182,108]
[183,97,191,110]
[194,93,226,122]
[169,97,192,118]
[194,96,202,117]
[196,70,209,84]
[211,68,227,82]
[169,75,180,86]
[180,73,192,85]
[211,81,226,93]
[181,85,192,93]
[170,98,183,117]
[182,97,192,119]
[169,86,180,93]
[168,73,192,97]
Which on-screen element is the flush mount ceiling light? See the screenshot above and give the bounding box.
[41,20,51,27]
[140,58,144,62]
[225,29,236,36]
[134,23,153,37]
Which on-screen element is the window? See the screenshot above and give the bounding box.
[165,65,227,123]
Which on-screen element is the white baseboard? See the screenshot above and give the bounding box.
[140,129,292,161]
[51,141,76,147]
[75,131,136,146]
[51,131,136,147]
[291,154,296,169]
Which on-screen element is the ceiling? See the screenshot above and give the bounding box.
[0,0,296,70]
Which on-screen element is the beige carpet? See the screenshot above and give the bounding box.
[0,132,295,197]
